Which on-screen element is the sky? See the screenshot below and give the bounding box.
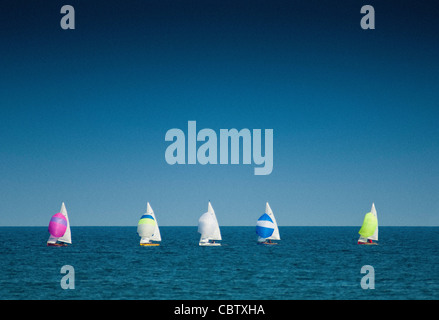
[0,1,438,226]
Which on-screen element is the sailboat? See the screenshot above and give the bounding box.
[256,202,280,245]
[358,203,378,245]
[137,202,161,246]
[47,202,72,247]
[198,202,221,246]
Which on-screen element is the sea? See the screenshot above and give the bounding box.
[0,227,438,300]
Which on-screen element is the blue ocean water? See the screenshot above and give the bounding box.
[0,227,438,300]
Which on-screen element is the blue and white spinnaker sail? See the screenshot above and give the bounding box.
[256,214,275,238]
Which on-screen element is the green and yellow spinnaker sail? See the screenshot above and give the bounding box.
[358,212,378,238]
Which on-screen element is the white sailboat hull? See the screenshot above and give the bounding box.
[199,242,221,246]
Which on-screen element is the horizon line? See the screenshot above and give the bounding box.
[0,225,437,227]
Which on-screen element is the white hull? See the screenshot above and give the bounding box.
[199,242,221,246]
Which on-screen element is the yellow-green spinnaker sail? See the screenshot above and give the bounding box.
[358,212,378,238]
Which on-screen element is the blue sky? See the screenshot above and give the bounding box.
[0,1,438,226]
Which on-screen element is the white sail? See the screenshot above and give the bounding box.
[368,203,378,241]
[265,202,280,240]
[147,203,161,241]
[140,237,151,244]
[47,202,71,244]
[198,202,221,242]
[57,202,72,244]
[47,235,58,244]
